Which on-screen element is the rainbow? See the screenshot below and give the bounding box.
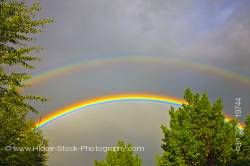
[25,56,250,87]
[27,56,248,129]
[35,94,185,128]
[35,94,245,130]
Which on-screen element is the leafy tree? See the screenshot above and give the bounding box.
[231,115,250,165]
[241,115,250,161]
[94,141,142,166]
[0,0,52,165]
[157,89,239,166]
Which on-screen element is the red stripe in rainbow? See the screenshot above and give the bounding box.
[35,94,245,129]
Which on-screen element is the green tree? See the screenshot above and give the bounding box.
[0,0,52,165]
[242,115,250,161]
[231,115,250,165]
[157,89,239,166]
[94,141,142,166]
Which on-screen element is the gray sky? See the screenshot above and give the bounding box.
[43,102,172,166]
[34,0,250,75]
[26,61,250,166]
[22,0,250,165]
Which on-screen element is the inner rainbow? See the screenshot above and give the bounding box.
[35,94,245,130]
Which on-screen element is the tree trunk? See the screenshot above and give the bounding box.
[206,152,216,166]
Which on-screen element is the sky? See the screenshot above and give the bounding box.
[33,0,250,75]
[42,102,172,166]
[21,0,250,165]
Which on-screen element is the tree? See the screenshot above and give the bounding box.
[231,115,250,165]
[94,141,142,166]
[0,0,52,165]
[157,89,239,166]
[242,115,250,161]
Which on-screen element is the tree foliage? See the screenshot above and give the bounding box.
[94,141,142,166]
[157,89,248,166]
[231,115,250,166]
[242,116,250,161]
[0,0,52,165]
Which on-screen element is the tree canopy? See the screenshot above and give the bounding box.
[157,89,249,166]
[94,141,142,166]
[0,0,52,165]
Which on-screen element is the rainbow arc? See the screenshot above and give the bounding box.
[35,94,245,130]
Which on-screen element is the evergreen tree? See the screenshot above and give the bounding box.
[0,0,52,165]
[94,141,142,166]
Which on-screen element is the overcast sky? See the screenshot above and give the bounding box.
[33,0,250,76]
[22,0,250,165]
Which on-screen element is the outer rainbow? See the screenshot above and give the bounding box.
[35,94,186,128]
[24,56,250,87]
[35,94,245,129]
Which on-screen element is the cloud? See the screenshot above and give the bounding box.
[177,1,250,74]
[36,0,197,63]
[25,1,250,164]
[34,0,250,76]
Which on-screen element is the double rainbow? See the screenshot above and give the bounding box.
[27,56,248,129]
